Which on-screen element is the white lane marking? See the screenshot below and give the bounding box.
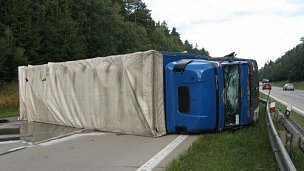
[137,135,188,171]
[260,91,304,116]
[39,132,106,146]
[0,140,20,145]
[7,146,28,152]
[0,140,32,145]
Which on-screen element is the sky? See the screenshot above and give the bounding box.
[142,0,304,69]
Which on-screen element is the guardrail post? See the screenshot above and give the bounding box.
[285,105,292,118]
[278,131,287,146]
[291,133,300,149]
[270,102,276,113]
[286,133,292,156]
[277,110,284,122]
[267,89,271,102]
[270,102,276,120]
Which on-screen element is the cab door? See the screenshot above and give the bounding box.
[165,60,218,133]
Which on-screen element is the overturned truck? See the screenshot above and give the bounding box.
[19,50,259,137]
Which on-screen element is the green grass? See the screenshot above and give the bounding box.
[0,107,19,118]
[166,106,278,171]
[0,82,19,118]
[292,148,304,171]
[260,92,304,128]
[271,81,304,90]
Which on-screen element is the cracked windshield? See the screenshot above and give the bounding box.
[223,65,240,126]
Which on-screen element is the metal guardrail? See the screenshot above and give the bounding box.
[279,109,304,152]
[260,98,297,171]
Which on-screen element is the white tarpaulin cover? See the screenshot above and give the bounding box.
[18,50,166,137]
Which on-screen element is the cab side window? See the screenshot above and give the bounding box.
[178,86,190,113]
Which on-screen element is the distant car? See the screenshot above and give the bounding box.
[262,83,272,90]
[262,79,270,83]
[283,83,294,91]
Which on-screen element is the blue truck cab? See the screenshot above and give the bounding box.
[164,55,259,134]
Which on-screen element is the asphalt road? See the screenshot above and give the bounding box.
[0,119,198,171]
[260,86,304,115]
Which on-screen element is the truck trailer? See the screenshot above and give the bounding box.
[18,50,259,137]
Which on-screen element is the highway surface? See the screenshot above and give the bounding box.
[0,119,198,171]
[260,86,304,115]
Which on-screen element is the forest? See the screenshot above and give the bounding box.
[0,0,209,83]
[259,42,304,82]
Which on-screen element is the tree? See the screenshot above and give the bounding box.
[34,0,86,63]
[259,42,304,82]
[69,0,124,57]
[117,22,151,53]
[170,27,184,51]
[0,0,30,81]
[0,0,211,82]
